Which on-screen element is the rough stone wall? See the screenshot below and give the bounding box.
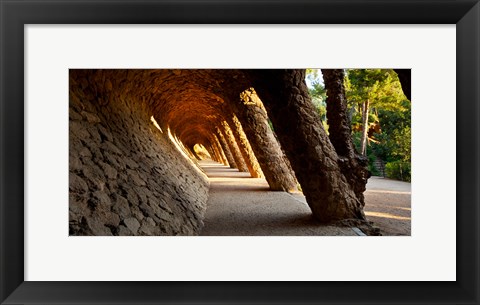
[69,74,209,236]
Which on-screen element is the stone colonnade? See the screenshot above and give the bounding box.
[198,90,298,193]
[71,69,385,224]
[168,69,371,223]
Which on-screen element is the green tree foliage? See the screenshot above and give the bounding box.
[345,69,407,156]
[305,68,411,181]
[306,69,328,127]
[374,99,411,162]
[345,69,411,182]
[346,69,407,112]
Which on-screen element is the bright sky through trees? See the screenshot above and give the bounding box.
[305,69,324,89]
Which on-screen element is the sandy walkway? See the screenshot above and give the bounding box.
[199,160,411,236]
[364,176,411,235]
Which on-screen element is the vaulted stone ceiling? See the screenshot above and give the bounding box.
[76,69,250,150]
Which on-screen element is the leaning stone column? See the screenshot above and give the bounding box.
[204,140,218,162]
[229,89,297,192]
[207,138,219,162]
[250,69,365,222]
[226,114,264,178]
[216,129,237,169]
[188,145,201,160]
[212,135,229,166]
[393,69,411,101]
[205,144,218,162]
[322,69,369,205]
[220,121,249,173]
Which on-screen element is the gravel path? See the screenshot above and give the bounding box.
[199,160,411,236]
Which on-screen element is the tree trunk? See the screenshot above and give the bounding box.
[249,69,365,222]
[360,99,370,156]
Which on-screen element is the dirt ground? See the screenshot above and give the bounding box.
[363,176,411,235]
[199,161,411,236]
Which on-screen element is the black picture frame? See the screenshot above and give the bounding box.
[1,0,478,304]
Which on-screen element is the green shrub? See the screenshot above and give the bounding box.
[385,161,411,182]
[367,154,380,176]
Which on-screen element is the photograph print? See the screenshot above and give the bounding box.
[69,69,411,236]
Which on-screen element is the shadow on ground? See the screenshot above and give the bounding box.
[199,161,356,236]
[199,160,411,236]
